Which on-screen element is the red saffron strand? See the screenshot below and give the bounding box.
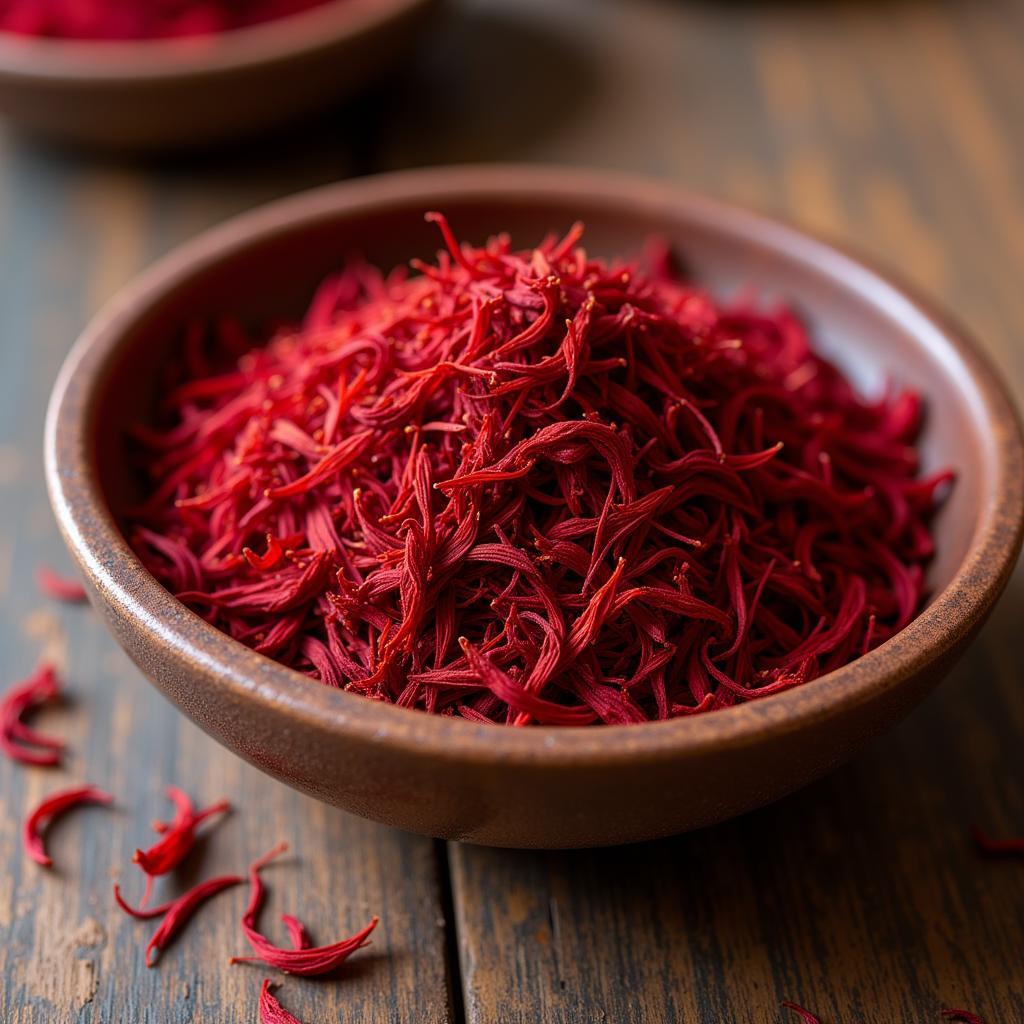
[133,786,230,905]
[231,842,378,977]
[780,1001,988,1023]
[970,825,1024,857]
[115,875,242,966]
[1,663,65,766]
[127,218,948,727]
[259,979,307,1024]
[144,875,242,967]
[941,1010,987,1024]
[35,566,88,603]
[781,1002,822,1024]
[23,785,113,868]
[281,914,312,950]
[114,883,176,920]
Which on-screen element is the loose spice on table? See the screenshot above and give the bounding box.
[780,1004,989,1024]
[1,663,65,766]
[23,785,114,867]
[35,565,88,603]
[970,825,1024,856]
[115,875,243,966]
[128,216,949,727]
[781,1002,822,1024]
[231,842,378,976]
[941,1010,988,1024]
[259,979,307,1024]
[131,785,231,906]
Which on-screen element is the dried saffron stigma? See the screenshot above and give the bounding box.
[231,842,378,976]
[260,979,307,1024]
[1,663,65,766]
[127,216,949,726]
[133,786,230,905]
[36,566,88,603]
[114,875,242,966]
[780,1003,987,1023]
[781,1002,822,1024]
[0,0,334,40]
[970,825,1024,856]
[23,785,113,868]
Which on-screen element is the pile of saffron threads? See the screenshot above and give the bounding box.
[0,0,332,41]
[126,215,950,726]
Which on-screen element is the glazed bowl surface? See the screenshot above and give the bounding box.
[0,0,437,149]
[45,165,1024,847]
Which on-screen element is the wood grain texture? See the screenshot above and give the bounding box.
[2,0,1024,1020]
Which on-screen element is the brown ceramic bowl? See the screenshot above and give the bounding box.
[0,0,437,150]
[45,166,1024,848]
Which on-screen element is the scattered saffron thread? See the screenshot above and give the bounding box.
[114,875,242,966]
[970,825,1024,857]
[259,979,307,1024]
[127,216,948,726]
[132,786,230,906]
[23,785,113,868]
[35,566,88,603]
[781,1002,823,1024]
[941,1010,987,1024]
[0,663,65,766]
[231,842,378,976]
[781,1003,988,1023]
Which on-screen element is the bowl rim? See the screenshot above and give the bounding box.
[0,0,431,82]
[44,163,1024,768]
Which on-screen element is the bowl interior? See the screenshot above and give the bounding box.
[92,189,985,618]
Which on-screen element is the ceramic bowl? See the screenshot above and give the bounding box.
[45,166,1024,847]
[0,0,438,150]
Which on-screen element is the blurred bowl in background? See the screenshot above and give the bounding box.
[0,0,439,151]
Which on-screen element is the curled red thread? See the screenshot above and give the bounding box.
[1,664,65,766]
[970,825,1024,857]
[23,785,113,868]
[941,1011,986,1024]
[231,843,378,976]
[781,1003,822,1024]
[36,566,88,603]
[259,979,307,1024]
[114,875,242,966]
[132,786,230,905]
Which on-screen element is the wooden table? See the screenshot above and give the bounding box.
[1,0,1022,1020]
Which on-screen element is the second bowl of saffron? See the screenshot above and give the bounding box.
[0,0,439,149]
[45,166,1024,847]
